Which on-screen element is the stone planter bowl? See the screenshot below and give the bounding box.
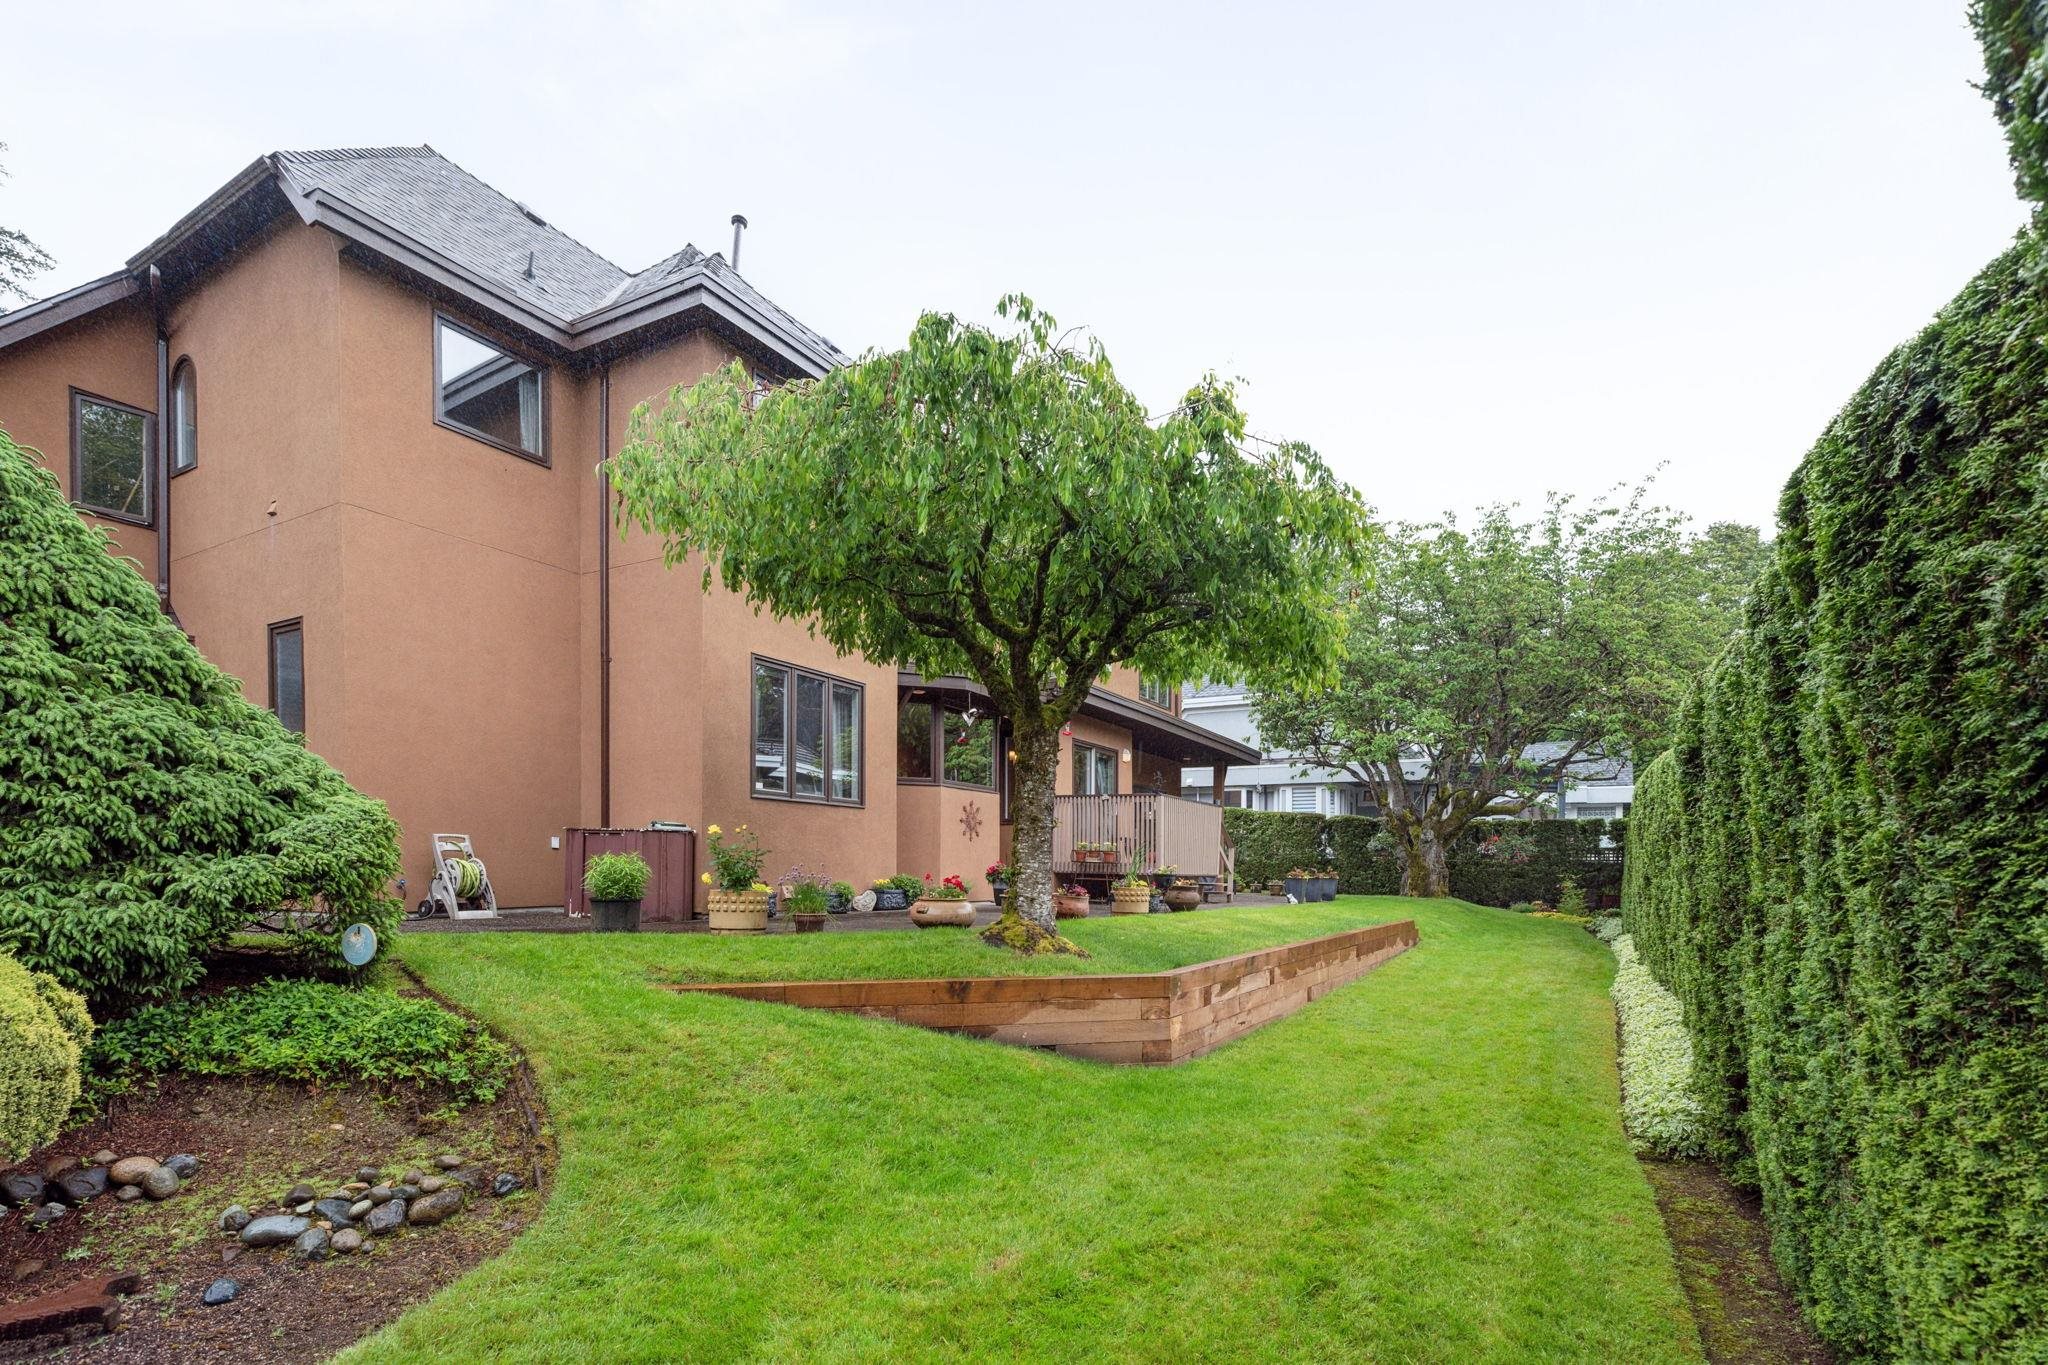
[791,912,829,934]
[909,897,976,928]
[872,888,910,912]
[1164,887,1202,911]
[591,898,641,932]
[707,889,770,933]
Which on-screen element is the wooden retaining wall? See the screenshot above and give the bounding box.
[667,919,1419,1064]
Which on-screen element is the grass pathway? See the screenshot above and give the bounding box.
[350,898,1699,1362]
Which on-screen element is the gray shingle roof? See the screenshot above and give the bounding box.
[270,145,845,362]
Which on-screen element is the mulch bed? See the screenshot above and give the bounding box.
[0,1072,550,1363]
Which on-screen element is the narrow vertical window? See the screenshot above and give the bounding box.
[170,359,198,473]
[752,662,788,795]
[897,700,935,780]
[268,620,304,734]
[943,708,993,787]
[792,673,827,798]
[831,683,862,802]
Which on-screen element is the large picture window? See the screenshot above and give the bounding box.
[434,315,545,461]
[70,390,154,525]
[752,658,862,805]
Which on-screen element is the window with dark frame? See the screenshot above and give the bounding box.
[433,314,545,461]
[170,359,198,473]
[268,620,305,735]
[894,697,995,790]
[1138,676,1174,709]
[751,658,863,805]
[70,390,154,525]
[1073,741,1118,796]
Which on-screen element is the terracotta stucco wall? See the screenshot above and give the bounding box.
[0,297,160,571]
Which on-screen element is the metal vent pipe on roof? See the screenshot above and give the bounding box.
[730,214,747,271]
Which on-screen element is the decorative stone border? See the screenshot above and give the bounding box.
[667,920,1419,1063]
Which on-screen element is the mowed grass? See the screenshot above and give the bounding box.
[350,899,1699,1363]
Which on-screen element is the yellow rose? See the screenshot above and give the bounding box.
[706,823,722,836]
[700,872,712,884]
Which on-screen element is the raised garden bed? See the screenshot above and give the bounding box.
[668,919,1418,1063]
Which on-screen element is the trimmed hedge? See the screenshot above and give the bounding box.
[1622,225,2048,1356]
[0,430,402,1002]
[1224,808,1624,906]
[0,949,92,1161]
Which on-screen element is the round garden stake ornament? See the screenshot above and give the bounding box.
[340,923,378,968]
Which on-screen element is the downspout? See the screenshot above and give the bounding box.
[148,266,173,619]
[598,366,613,827]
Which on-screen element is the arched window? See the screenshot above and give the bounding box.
[170,358,197,473]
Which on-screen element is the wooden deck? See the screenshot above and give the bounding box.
[666,919,1419,1064]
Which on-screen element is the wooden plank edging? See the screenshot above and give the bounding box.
[664,919,1419,1064]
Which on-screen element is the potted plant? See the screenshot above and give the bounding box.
[1164,877,1202,911]
[1317,867,1338,902]
[872,873,923,912]
[785,877,830,934]
[909,873,976,928]
[1111,858,1153,914]
[700,823,770,932]
[1054,882,1092,919]
[1283,867,1311,902]
[826,880,856,914]
[584,851,650,932]
[986,860,1015,904]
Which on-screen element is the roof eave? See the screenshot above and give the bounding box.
[124,155,281,272]
[0,271,144,352]
[897,672,1262,767]
[568,272,839,377]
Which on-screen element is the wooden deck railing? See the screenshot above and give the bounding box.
[1053,792,1225,878]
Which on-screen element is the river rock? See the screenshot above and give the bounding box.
[331,1228,363,1254]
[115,1184,143,1202]
[141,1165,181,1200]
[89,1149,117,1167]
[392,1185,421,1201]
[365,1185,396,1204]
[285,1183,317,1206]
[217,1205,251,1233]
[406,1188,464,1226]
[348,1199,372,1220]
[163,1154,200,1180]
[39,1154,76,1180]
[292,1226,331,1261]
[432,1154,463,1171]
[400,1169,426,1187]
[202,1278,239,1306]
[13,1258,44,1281]
[1,1172,45,1207]
[491,1173,522,1197]
[55,1167,108,1203]
[364,1199,406,1235]
[108,1156,160,1186]
[355,1166,382,1184]
[26,1202,65,1229]
[240,1214,309,1247]
[446,1166,484,1190]
[417,1176,445,1194]
[313,1198,357,1226]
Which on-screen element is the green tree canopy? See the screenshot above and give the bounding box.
[0,430,401,1001]
[611,296,1372,933]
[1252,493,1744,896]
[0,144,53,305]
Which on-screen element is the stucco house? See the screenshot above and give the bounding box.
[1179,681,1633,819]
[0,145,1253,909]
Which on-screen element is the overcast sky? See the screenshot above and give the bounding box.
[4,2,2028,533]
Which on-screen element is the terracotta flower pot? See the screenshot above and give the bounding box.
[707,888,770,933]
[1111,885,1152,915]
[909,897,976,928]
[1053,892,1091,919]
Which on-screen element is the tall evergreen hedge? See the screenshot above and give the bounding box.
[1622,224,2048,1358]
[0,430,401,1002]
[1224,807,1623,906]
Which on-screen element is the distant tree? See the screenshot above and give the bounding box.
[611,297,1372,938]
[1690,520,1771,632]
[1251,492,1733,898]
[0,144,53,306]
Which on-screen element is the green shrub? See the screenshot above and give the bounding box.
[84,978,514,1108]
[0,431,401,1002]
[0,950,92,1161]
[1607,934,1705,1159]
[1554,876,1587,916]
[1223,809,1327,887]
[582,852,650,902]
[1228,809,1624,905]
[1623,219,2048,1356]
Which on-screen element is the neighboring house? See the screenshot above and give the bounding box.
[1179,682,1634,819]
[0,145,1253,908]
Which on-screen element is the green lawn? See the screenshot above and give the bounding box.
[350,898,1699,1363]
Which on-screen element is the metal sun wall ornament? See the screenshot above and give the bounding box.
[959,801,984,840]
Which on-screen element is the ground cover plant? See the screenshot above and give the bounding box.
[0,430,401,1002]
[349,899,1701,1362]
[82,978,516,1110]
[1619,9,2048,1353]
[0,947,92,1160]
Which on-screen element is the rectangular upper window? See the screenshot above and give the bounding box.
[1073,741,1118,796]
[752,658,863,805]
[434,315,545,461]
[1138,676,1174,709]
[71,390,154,525]
[269,619,305,735]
